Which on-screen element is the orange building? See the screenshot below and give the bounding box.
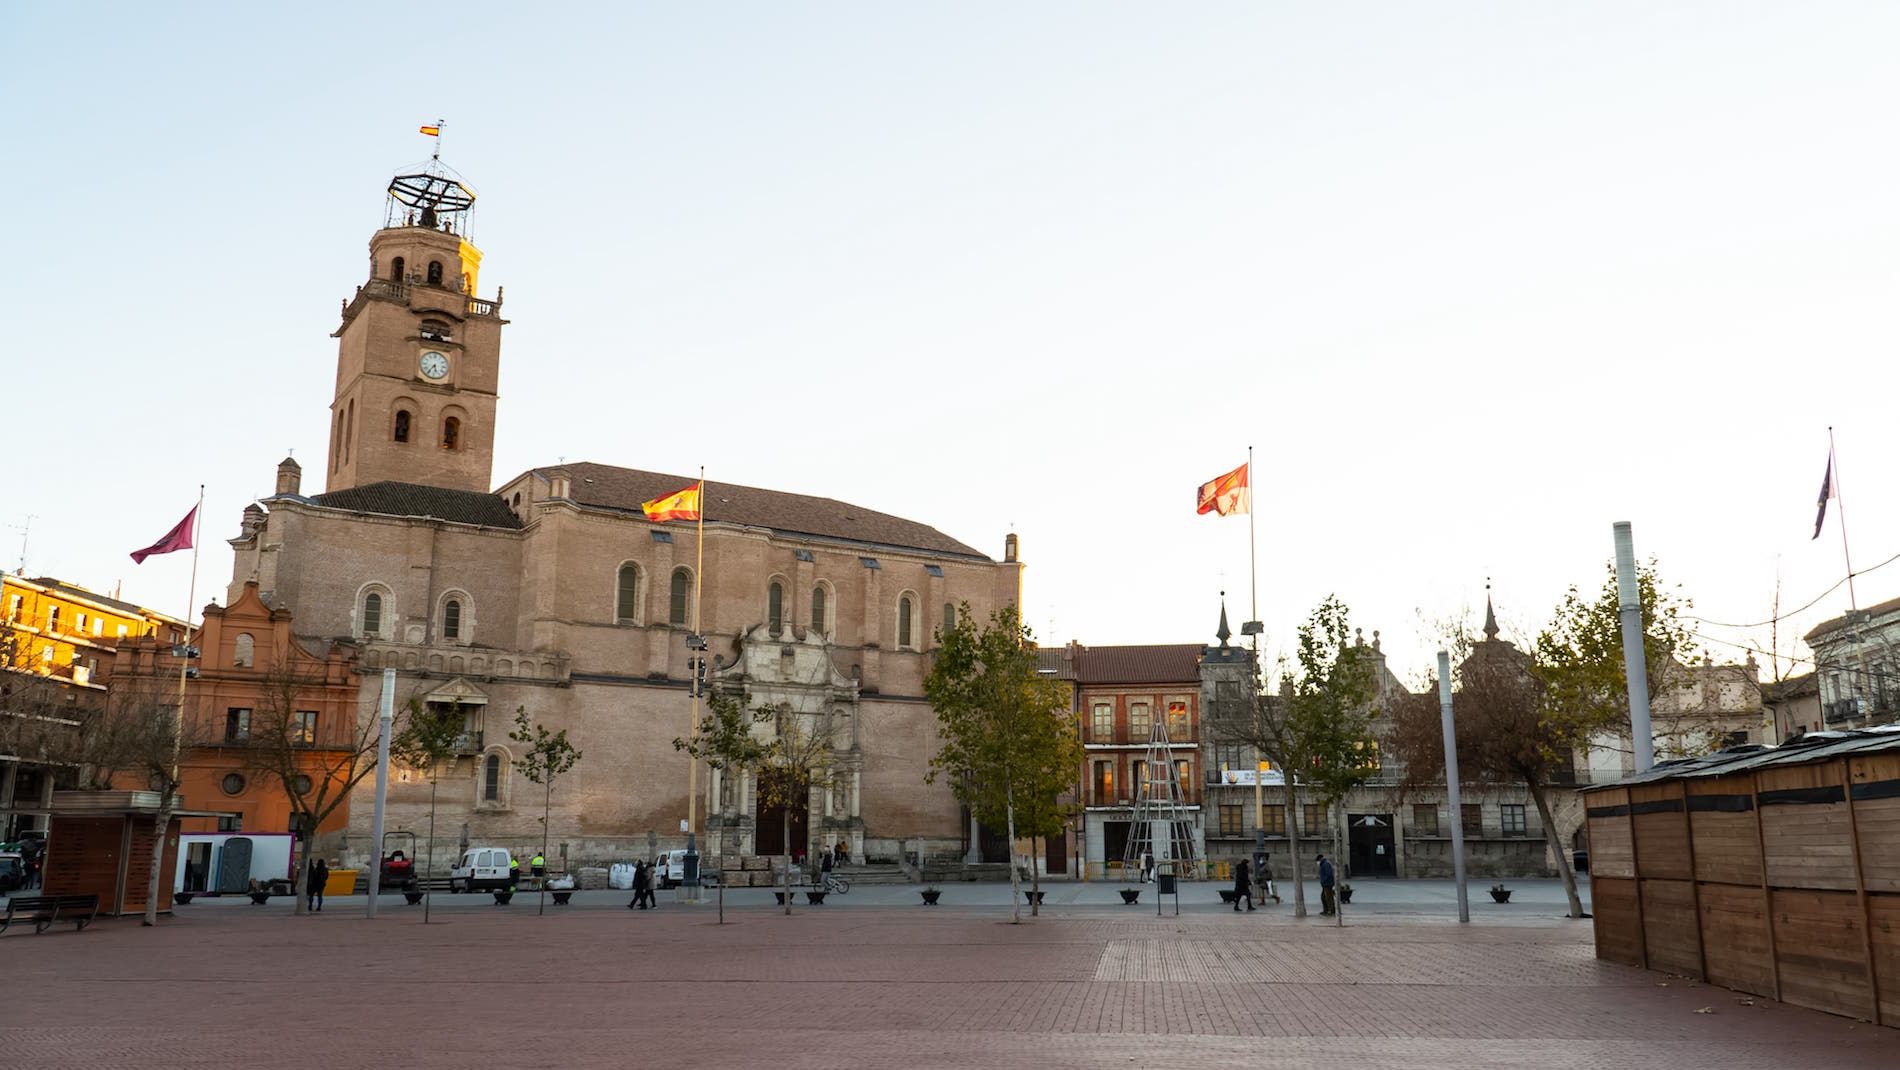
[108,582,361,836]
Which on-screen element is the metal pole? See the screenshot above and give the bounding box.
[1828,428,1870,727]
[1438,651,1469,924]
[366,667,395,918]
[1612,523,1654,773]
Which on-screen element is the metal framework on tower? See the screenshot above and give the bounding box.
[1122,713,1199,910]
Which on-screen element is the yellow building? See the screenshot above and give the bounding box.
[1,573,189,838]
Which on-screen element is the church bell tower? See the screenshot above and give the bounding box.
[324,159,506,494]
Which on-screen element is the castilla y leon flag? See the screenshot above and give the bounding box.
[1196,462,1250,517]
[130,504,199,564]
[642,482,703,523]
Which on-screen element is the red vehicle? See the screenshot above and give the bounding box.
[380,832,418,891]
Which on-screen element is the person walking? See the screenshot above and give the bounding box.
[628,860,647,909]
[641,859,658,909]
[1317,853,1336,916]
[1232,858,1254,912]
[308,858,329,912]
[508,853,520,889]
[835,840,850,866]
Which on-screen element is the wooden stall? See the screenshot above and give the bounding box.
[38,791,222,918]
[1583,733,1900,1029]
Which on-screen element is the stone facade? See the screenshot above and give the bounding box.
[225,172,1020,874]
[1804,594,1900,729]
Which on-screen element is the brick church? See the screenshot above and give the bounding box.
[226,160,1021,870]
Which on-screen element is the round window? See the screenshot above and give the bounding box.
[289,774,313,795]
[221,773,246,796]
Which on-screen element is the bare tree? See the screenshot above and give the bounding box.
[244,665,404,914]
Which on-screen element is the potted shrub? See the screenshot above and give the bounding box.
[920,886,942,906]
[1489,883,1511,903]
[494,885,515,905]
[174,892,194,905]
[548,875,576,906]
[1119,888,1141,904]
[1337,883,1353,905]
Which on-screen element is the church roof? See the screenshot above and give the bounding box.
[541,462,989,560]
[309,482,523,529]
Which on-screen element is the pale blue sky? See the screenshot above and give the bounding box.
[4,3,1897,683]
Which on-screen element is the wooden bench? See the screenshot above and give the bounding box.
[1,894,101,934]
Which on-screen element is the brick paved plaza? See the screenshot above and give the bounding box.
[4,891,1892,1070]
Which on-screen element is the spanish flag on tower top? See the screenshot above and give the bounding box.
[1196,462,1250,517]
[419,124,441,137]
[642,481,703,523]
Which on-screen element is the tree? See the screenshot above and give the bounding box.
[1537,560,1709,764]
[1387,624,1592,918]
[509,706,582,916]
[924,603,1075,924]
[1207,596,1378,919]
[96,675,213,926]
[677,690,841,915]
[245,664,403,916]
[390,697,463,923]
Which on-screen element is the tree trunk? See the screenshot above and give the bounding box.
[1286,780,1306,918]
[538,781,551,916]
[1527,779,1584,918]
[781,806,792,916]
[1333,800,1346,928]
[292,819,310,916]
[1005,775,1021,925]
[140,790,175,927]
[1029,835,1040,917]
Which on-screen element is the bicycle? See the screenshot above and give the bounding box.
[822,872,851,895]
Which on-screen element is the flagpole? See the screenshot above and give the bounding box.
[1247,445,1257,643]
[1828,428,1871,727]
[173,485,203,742]
[688,467,705,886]
[147,486,200,926]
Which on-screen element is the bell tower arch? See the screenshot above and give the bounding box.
[325,160,507,494]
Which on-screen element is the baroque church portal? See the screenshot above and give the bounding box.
[226,159,1022,870]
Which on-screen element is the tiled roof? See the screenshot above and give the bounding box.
[22,577,170,619]
[1071,644,1205,686]
[1805,594,1900,644]
[309,482,523,529]
[537,462,989,560]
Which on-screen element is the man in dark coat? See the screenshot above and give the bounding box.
[1232,858,1254,912]
[1317,853,1336,916]
[308,858,329,912]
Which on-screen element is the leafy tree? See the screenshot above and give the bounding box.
[1207,596,1378,918]
[509,706,582,916]
[1537,560,1708,766]
[390,697,463,922]
[924,603,1075,924]
[677,691,840,915]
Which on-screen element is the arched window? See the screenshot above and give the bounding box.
[616,563,641,623]
[443,599,462,640]
[483,753,501,801]
[393,410,411,443]
[362,591,383,636]
[390,255,405,281]
[332,411,344,472]
[233,633,254,668]
[943,602,956,641]
[343,399,355,464]
[897,595,915,650]
[767,580,784,636]
[441,416,460,450]
[669,568,691,626]
[810,584,829,638]
[426,260,444,285]
[420,319,451,342]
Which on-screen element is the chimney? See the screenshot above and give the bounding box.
[1004,533,1019,563]
[275,456,302,496]
[549,473,572,500]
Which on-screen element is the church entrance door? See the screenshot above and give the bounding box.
[754,772,809,862]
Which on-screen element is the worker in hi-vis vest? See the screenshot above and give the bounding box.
[531,853,546,878]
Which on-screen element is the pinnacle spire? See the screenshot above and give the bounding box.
[1216,591,1232,647]
[1483,579,1499,641]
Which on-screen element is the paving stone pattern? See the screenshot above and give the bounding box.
[2,905,1892,1069]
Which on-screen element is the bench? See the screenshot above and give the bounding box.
[2,894,101,934]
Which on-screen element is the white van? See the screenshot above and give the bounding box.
[655,849,691,889]
[449,847,515,892]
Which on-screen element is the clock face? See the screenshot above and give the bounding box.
[419,351,450,380]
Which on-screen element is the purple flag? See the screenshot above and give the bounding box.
[1812,456,1832,541]
[131,504,198,564]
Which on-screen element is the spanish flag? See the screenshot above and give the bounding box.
[1196,462,1249,517]
[419,124,441,137]
[642,482,702,523]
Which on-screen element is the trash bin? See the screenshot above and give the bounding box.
[1157,874,1177,895]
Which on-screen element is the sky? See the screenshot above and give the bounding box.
[3,3,1897,686]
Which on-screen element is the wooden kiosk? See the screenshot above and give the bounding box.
[39,791,225,918]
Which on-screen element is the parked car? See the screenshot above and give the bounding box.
[448,847,515,893]
[654,849,693,889]
[0,852,26,893]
